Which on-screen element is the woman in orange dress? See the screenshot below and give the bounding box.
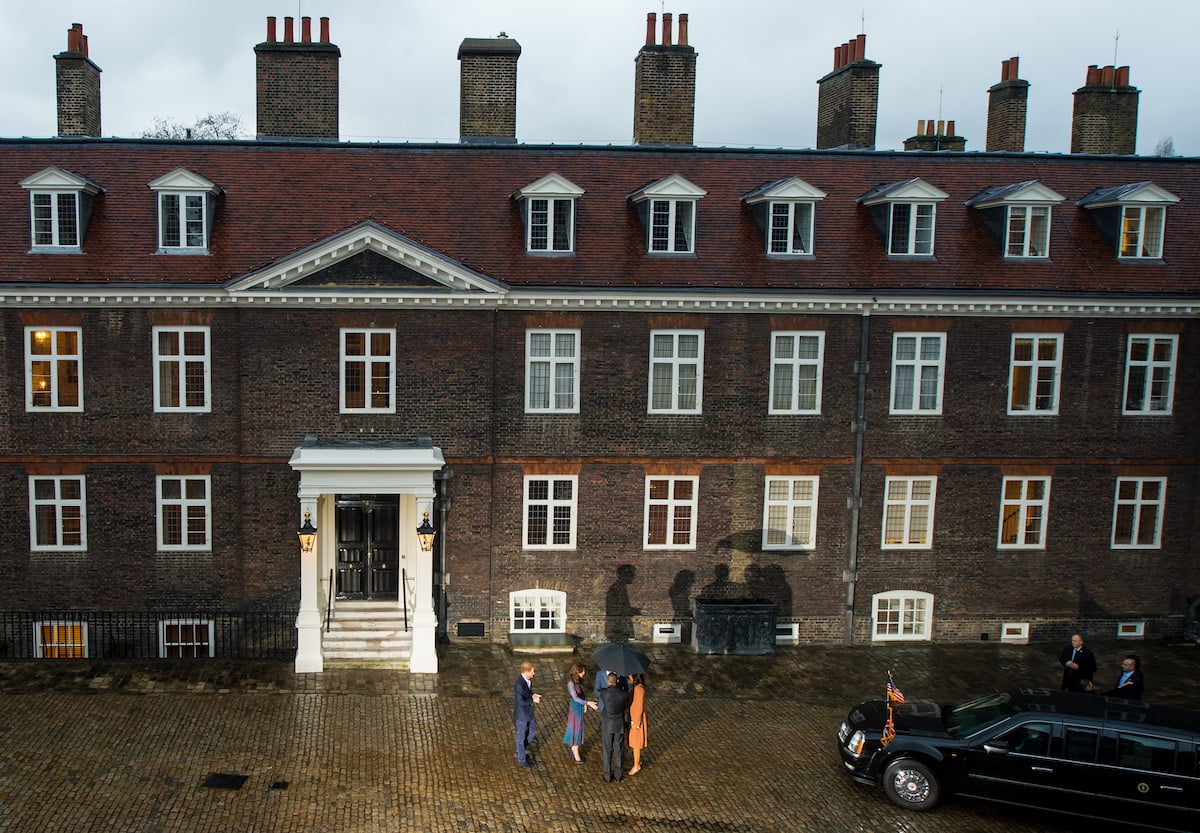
[627,673,648,774]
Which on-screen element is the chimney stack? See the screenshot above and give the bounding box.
[986,57,1029,152]
[903,119,966,152]
[1071,64,1139,154]
[254,16,340,140]
[457,33,522,144]
[815,34,880,150]
[633,12,697,145]
[55,23,102,137]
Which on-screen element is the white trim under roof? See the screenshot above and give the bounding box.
[742,177,826,204]
[1076,182,1181,209]
[513,172,585,200]
[20,167,103,194]
[148,167,218,194]
[859,177,949,206]
[966,180,1065,209]
[288,442,445,500]
[628,174,707,203]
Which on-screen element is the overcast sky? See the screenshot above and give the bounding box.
[2,0,1197,155]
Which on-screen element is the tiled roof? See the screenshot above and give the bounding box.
[1,137,1197,296]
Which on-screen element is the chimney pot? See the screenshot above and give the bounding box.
[679,13,689,46]
[1000,58,1010,82]
[663,13,673,46]
[926,120,935,136]
[1086,64,1100,85]
[1101,65,1115,86]
[1117,65,1129,86]
[946,119,955,135]
[645,13,656,46]
[284,16,294,43]
[320,17,330,43]
[1009,56,1019,79]
[832,45,840,70]
[267,16,277,42]
[855,33,866,60]
[917,119,925,135]
[302,16,312,44]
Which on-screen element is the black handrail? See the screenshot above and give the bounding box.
[325,569,334,632]
[401,568,409,631]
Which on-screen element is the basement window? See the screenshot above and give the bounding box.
[1077,182,1179,261]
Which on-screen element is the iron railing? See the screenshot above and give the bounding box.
[0,609,297,660]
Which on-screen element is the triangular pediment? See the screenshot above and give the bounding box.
[148,167,218,193]
[20,166,103,194]
[859,177,949,205]
[966,180,1065,209]
[1077,181,1181,208]
[629,174,707,203]
[742,177,826,204]
[227,221,508,295]
[514,172,585,199]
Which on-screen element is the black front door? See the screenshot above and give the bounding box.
[335,495,400,600]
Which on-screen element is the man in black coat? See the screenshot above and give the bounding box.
[598,672,630,782]
[1060,633,1097,692]
[1104,654,1146,700]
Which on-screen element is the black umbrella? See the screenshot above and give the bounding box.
[591,642,651,676]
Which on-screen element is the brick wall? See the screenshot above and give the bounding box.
[458,38,521,142]
[632,46,697,145]
[255,42,340,140]
[1071,66,1139,155]
[55,53,101,138]
[816,62,880,150]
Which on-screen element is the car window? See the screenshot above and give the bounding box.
[1117,733,1177,773]
[1002,722,1052,755]
[945,691,1017,737]
[1063,726,1099,762]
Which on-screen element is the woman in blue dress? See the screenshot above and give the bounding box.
[562,662,598,763]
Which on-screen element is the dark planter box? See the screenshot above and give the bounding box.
[692,598,777,655]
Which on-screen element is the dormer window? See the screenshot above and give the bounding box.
[742,177,826,256]
[148,168,220,254]
[966,180,1065,259]
[20,167,103,252]
[629,174,707,254]
[514,173,584,254]
[858,178,948,257]
[1077,182,1180,261]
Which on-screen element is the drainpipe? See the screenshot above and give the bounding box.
[434,468,451,639]
[844,309,870,644]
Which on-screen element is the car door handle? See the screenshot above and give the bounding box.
[1159,785,1183,793]
[1030,766,1054,773]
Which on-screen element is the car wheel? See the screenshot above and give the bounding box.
[882,758,941,811]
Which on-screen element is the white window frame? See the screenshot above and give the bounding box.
[768,201,815,255]
[340,328,396,413]
[1008,334,1062,415]
[890,333,945,414]
[509,589,567,633]
[649,198,696,253]
[1112,477,1166,549]
[34,621,89,658]
[648,330,704,414]
[156,191,208,251]
[157,475,212,551]
[888,202,935,255]
[159,619,215,658]
[522,475,578,550]
[1119,205,1166,259]
[527,196,575,253]
[769,331,824,414]
[1123,334,1176,415]
[872,591,933,642]
[644,476,698,550]
[25,326,83,412]
[28,475,87,551]
[153,326,211,413]
[1005,205,1052,258]
[762,476,819,550]
[525,329,580,413]
[998,476,1051,549]
[30,191,80,249]
[882,476,936,549]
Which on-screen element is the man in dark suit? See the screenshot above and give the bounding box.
[1104,654,1146,700]
[1059,633,1097,692]
[513,661,541,768]
[598,672,630,782]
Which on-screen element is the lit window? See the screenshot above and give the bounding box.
[340,328,395,413]
[1123,335,1176,414]
[644,476,698,549]
[157,476,211,550]
[1112,477,1165,549]
[872,591,932,641]
[25,326,82,411]
[882,476,936,549]
[1120,206,1165,259]
[153,327,210,412]
[998,476,1050,548]
[34,621,88,658]
[649,330,703,413]
[890,333,944,414]
[1008,334,1062,414]
[523,476,577,549]
[29,475,86,551]
[763,477,819,549]
[769,331,823,414]
[1077,182,1178,262]
[526,329,579,413]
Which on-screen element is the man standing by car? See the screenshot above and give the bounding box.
[1059,633,1097,692]
[1104,654,1145,700]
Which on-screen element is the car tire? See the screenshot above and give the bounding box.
[882,758,941,811]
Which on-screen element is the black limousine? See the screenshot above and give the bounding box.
[837,688,1200,832]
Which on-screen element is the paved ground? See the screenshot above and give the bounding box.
[0,637,1196,832]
